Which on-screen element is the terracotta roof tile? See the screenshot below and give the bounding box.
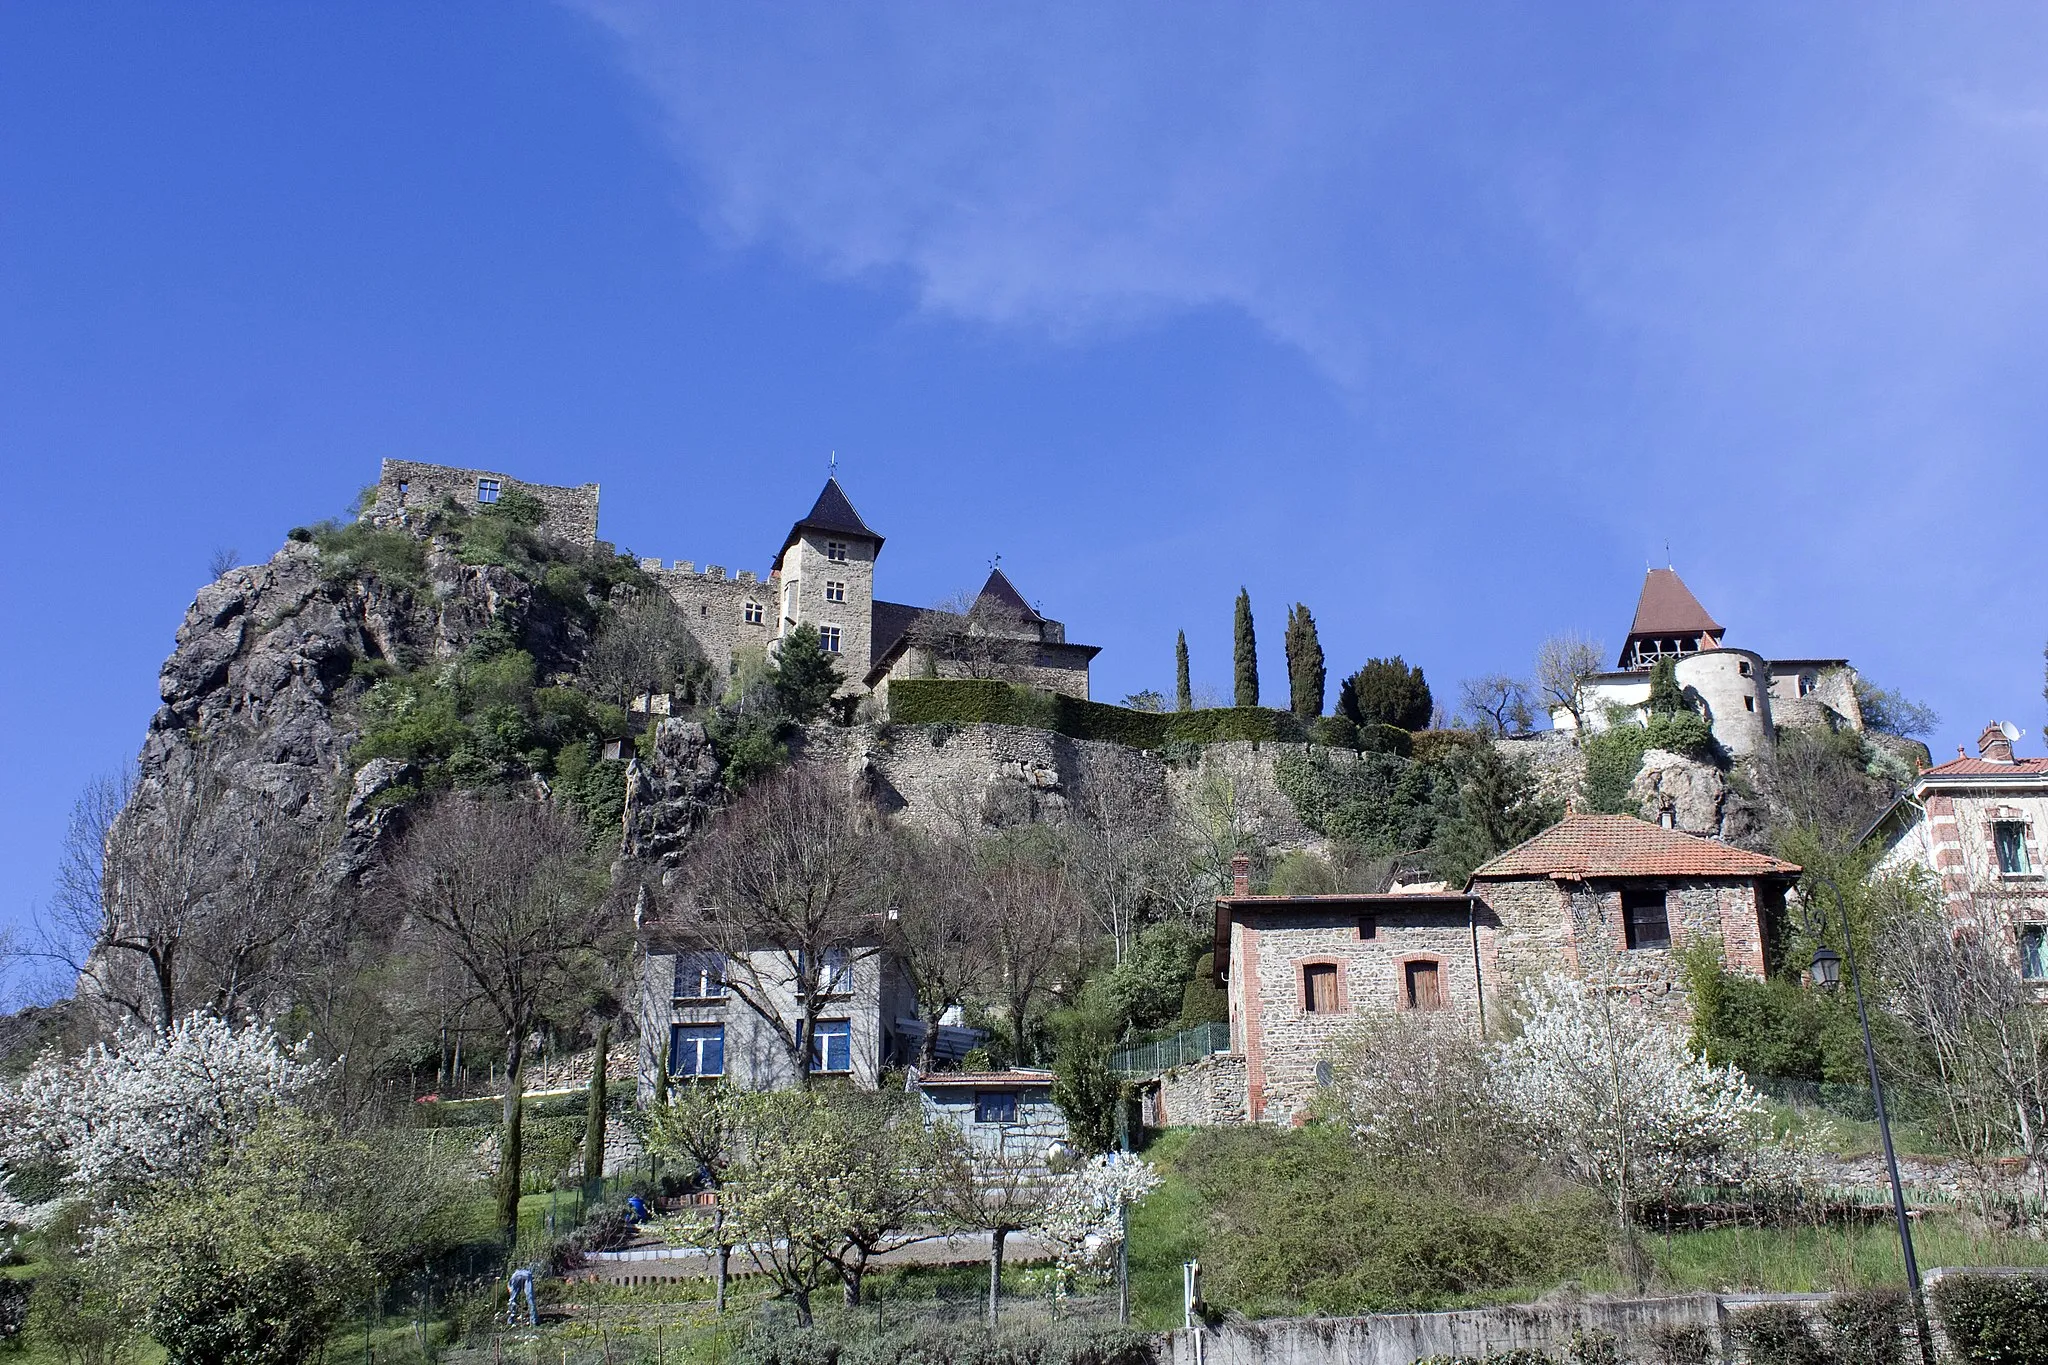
[915,1070,1055,1088]
[1920,756,2048,779]
[1468,813,1799,881]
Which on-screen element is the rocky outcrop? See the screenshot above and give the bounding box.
[134,534,594,882]
[621,720,723,871]
[1627,747,1765,843]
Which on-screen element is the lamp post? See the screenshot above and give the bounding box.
[1802,875,1933,1365]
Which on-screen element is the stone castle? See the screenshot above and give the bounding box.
[370,458,1100,701]
[1549,567,1862,757]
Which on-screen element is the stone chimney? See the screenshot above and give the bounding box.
[1230,854,1252,899]
[1979,722,2016,764]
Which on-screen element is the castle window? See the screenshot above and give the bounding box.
[1623,887,1671,950]
[1301,963,1338,1014]
[2021,926,2048,980]
[826,540,849,562]
[744,601,764,625]
[825,580,846,603]
[476,478,500,504]
[1799,674,1816,696]
[819,625,842,653]
[1996,822,2032,875]
[1743,696,1755,712]
[396,480,409,496]
[1738,659,1752,677]
[1357,915,1376,941]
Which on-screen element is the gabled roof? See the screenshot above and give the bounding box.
[1468,813,1799,881]
[868,599,930,668]
[916,1069,1055,1089]
[975,567,1045,623]
[1917,755,2048,780]
[1620,569,1723,666]
[778,478,883,562]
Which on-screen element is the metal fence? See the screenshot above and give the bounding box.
[1109,1022,1229,1077]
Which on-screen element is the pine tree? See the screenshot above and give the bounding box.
[1284,604,1326,720]
[772,623,845,722]
[1233,590,1259,708]
[1175,631,1192,713]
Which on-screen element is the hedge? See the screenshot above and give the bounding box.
[1934,1273,2048,1365]
[887,678,1305,748]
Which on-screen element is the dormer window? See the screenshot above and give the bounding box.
[476,478,500,504]
[826,540,849,562]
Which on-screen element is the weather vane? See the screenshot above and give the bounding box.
[829,450,837,474]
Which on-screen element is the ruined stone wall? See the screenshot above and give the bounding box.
[373,458,600,546]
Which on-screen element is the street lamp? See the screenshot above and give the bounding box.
[1802,875,1933,1365]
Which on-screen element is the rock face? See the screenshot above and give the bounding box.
[134,535,592,882]
[1627,748,1764,843]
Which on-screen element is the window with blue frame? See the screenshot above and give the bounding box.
[673,953,728,1000]
[974,1091,1018,1124]
[669,1023,724,1077]
[811,1020,852,1073]
[2021,926,2048,981]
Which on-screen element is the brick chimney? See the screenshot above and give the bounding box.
[1979,722,2016,764]
[1231,854,1252,898]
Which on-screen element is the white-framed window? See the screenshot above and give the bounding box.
[2021,926,2048,981]
[1996,822,2033,875]
[826,540,848,562]
[670,1024,724,1077]
[824,580,846,603]
[744,601,764,625]
[810,1020,853,1073]
[1798,674,1817,697]
[819,625,842,653]
[672,953,728,1000]
[476,477,500,504]
[820,947,852,994]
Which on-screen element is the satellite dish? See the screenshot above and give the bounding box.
[2002,721,2024,743]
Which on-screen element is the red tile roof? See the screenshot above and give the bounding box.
[1468,813,1800,881]
[916,1070,1055,1088]
[1628,569,1724,638]
[1919,756,2048,779]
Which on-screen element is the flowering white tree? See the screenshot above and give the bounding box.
[1031,1153,1160,1278]
[1490,975,1817,1226]
[0,1011,326,1195]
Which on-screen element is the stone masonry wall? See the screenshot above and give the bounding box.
[648,563,777,685]
[374,458,600,546]
[1150,1052,1248,1127]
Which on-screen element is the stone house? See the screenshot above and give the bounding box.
[1550,567,1861,757]
[914,1070,1069,1164]
[636,934,919,1096]
[1868,722,2048,986]
[371,458,602,546]
[1173,817,1800,1126]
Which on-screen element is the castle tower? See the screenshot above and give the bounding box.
[1618,568,1723,671]
[773,478,883,683]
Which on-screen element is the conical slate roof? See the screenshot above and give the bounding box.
[777,478,883,562]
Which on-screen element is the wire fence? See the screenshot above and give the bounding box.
[1109,1022,1229,1077]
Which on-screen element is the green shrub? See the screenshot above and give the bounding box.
[1311,715,1361,749]
[1727,1303,1825,1365]
[1641,1323,1712,1365]
[1360,722,1415,757]
[1821,1288,1907,1365]
[1273,747,1439,855]
[310,519,429,588]
[1579,725,1651,814]
[734,1320,1155,1365]
[1050,1008,1122,1154]
[1933,1273,2048,1365]
[1643,711,1715,758]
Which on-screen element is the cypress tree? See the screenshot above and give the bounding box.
[1647,658,1689,715]
[653,1037,671,1107]
[583,1020,609,1203]
[1233,590,1258,708]
[1175,631,1192,712]
[1284,604,1326,720]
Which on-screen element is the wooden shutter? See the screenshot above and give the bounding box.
[1303,963,1339,1014]
[1405,960,1442,1011]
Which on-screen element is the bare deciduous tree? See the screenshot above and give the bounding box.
[578,588,714,710]
[888,832,997,1070]
[901,590,1039,681]
[665,767,895,1085]
[977,843,1087,1062]
[1459,674,1535,736]
[388,795,615,1238]
[1534,632,1606,732]
[49,753,327,1030]
[1066,762,1176,961]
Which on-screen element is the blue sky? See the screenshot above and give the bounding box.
[5,3,2047,960]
